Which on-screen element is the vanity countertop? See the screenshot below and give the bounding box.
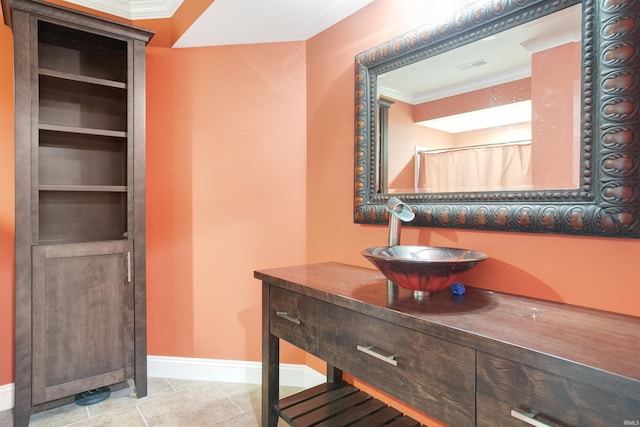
[255,262,640,398]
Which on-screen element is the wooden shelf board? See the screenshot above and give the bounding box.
[39,124,126,138]
[277,382,426,427]
[39,185,127,192]
[39,68,127,89]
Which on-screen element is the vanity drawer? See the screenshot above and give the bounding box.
[318,303,475,427]
[269,286,318,354]
[477,352,640,427]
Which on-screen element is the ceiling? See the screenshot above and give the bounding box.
[64,0,375,47]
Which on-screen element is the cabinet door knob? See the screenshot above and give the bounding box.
[510,409,553,427]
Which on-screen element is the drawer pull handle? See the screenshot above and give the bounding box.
[510,409,552,427]
[356,345,398,366]
[276,311,301,325]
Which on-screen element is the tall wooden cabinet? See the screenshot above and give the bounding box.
[10,1,153,425]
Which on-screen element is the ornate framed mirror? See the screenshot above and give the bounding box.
[354,0,640,237]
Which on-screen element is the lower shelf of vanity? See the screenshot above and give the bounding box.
[276,381,426,427]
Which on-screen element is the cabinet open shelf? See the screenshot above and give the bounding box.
[39,190,127,243]
[39,123,127,138]
[39,68,127,89]
[39,129,127,188]
[38,21,126,83]
[39,74,127,132]
[39,185,127,192]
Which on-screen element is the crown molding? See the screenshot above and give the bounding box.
[63,0,183,20]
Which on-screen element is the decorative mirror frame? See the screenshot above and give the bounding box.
[354,0,640,238]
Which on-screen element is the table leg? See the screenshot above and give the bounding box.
[326,364,343,383]
[262,282,280,427]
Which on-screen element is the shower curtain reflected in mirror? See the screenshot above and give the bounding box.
[416,141,532,193]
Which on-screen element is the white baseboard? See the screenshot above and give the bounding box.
[0,382,14,412]
[0,356,325,412]
[147,355,326,388]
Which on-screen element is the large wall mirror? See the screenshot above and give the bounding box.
[354,0,640,237]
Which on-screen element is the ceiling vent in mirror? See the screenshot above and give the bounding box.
[455,59,488,71]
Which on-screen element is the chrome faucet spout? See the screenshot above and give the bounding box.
[386,197,415,246]
[385,197,415,299]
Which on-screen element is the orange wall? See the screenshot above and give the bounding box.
[0,19,14,387]
[386,99,443,191]
[531,41,581,188]
[145,42,309,361]
[413,78,532,122]
[306,0,640,317]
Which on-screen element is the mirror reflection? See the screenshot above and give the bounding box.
[378,4,582,194]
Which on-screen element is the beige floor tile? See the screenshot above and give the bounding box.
[28,403,89,427]
[71,405,146,427]
[214,382,303,418]
[137,382,243,426]
[86,378,174,418]
[0,380,303,426]
[279,386,305,399]
[144,377,181,397]
[206,406,290,427]
[165,378,211,392]
[210,411,260,427]
[0,409,13,427]
[214,382,261,413]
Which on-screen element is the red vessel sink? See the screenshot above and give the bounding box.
[362,245,488,294]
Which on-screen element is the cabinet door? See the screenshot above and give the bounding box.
[32,241,134,404]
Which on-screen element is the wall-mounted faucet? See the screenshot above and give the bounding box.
[385,197,415,299]
[386,197,415,246]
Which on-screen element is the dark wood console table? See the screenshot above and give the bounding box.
[256,262,640,427]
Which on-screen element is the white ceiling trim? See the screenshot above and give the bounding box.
[379,66,532,106]
[63,0,184,20]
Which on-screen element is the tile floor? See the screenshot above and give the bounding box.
[0,378,300,426]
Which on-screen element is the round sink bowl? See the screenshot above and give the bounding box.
[362,245,488,295]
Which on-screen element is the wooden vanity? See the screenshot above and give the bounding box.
[256,262,640,427]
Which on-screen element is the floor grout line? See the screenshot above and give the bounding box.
[165,377,178,393]
[136,403,149,427]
